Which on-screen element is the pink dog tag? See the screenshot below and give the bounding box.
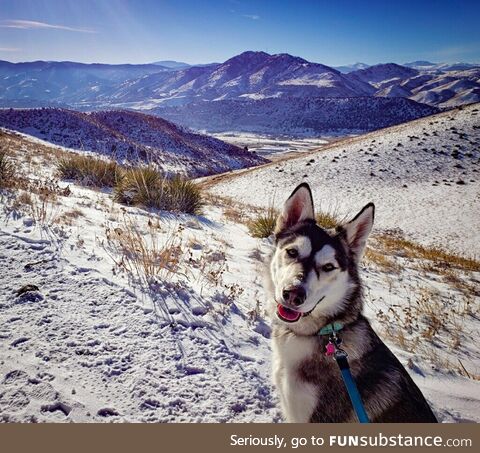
[325,342,336,356]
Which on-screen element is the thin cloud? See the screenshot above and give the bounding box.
[0,20,96,33]
[243,14,260,20]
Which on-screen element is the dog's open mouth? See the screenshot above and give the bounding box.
[276,296,325,323]
[276,304,302,323]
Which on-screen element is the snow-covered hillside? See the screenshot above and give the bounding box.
[351,64,480,108]
[0,120,478,423]
[208,103,480,257]
[0,108,266,177]
[0,60,167,105]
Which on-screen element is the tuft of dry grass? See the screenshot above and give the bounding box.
[114,166,164,207]
[376,233,480,272]
[0,148,16,188]
[376,284,480,379]
[247,206,279,238]
[114,167,203,215]
[104,214,184,284]
[56,154,122,187]
[315,207,346,229]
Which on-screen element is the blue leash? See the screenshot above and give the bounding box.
[333,349,370,423]
[317,322,370,423]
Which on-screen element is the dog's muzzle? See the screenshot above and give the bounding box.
[276,295,325,323]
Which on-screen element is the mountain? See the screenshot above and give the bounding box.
[404,61,480,71]
[152,97,439,136]
[1,52,479,133]
[0,108,266,176]
[370,67,480,107]
[151,60,191,69]
[0,60,167,105]
[333,62,370,73]
[105,51,375,108]
[350,63,419,86]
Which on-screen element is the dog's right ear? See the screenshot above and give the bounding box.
[275,183,315,235]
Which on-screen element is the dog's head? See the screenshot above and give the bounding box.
[269,183,374,333]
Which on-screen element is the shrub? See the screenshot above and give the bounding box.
[0,149,15,188]
[248,207,279,238]
[166,175,203,215]
[114,166,203,215]
[56,154,121,187]
[114,166,164,207]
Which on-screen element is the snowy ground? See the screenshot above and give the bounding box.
[210,132,332,159]
[208,104,480,257]
[1,106,479,422]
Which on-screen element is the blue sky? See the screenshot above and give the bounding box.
[0,0,479,65]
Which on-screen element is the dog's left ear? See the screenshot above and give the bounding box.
[341,203,375,260]
[275,183,315,235]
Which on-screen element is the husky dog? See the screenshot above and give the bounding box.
[267,183,437,423]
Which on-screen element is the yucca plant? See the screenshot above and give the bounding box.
[56,154,121,187]
[166,175,203,215]
[114,167,203,215]
[114,166,166,208]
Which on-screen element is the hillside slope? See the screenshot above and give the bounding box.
[207,103,480,256]
[0,108,266,176]
[152,97,439,136]
[0,128,478,422]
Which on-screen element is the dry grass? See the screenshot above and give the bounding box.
[56,154,122,187]
[376,232,480,272]
[167,175,203,215]
[104,214,184,285]
[114,167,203,215]
[0,148,15,188]
[364,247,400,272]
[376,285,480,379]
[315,204,346,229]
[55,208,84,226]
[247,206,279,238]
[223,205,248,224]
[5,178,66,226]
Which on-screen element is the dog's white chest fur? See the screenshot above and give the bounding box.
[272,331,318,422]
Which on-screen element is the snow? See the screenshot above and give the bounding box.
[0,139,279,420]
[210,132,330,159]
[1,105,479,423]
[208,104,480,257]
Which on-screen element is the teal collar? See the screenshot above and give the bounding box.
[316,321,344,336]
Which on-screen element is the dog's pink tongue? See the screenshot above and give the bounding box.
[277,304,301,322]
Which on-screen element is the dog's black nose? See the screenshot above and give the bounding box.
[283,287,306,306]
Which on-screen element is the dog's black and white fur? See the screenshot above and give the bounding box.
[267,183,437,423]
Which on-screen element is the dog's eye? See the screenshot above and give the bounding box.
[286,248,298,258]
[322,263,336,272]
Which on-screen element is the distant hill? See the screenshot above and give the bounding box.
[152,97,439,136]
[333,62,370,73]
[151,60,191,69]
[0,108,266,176]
